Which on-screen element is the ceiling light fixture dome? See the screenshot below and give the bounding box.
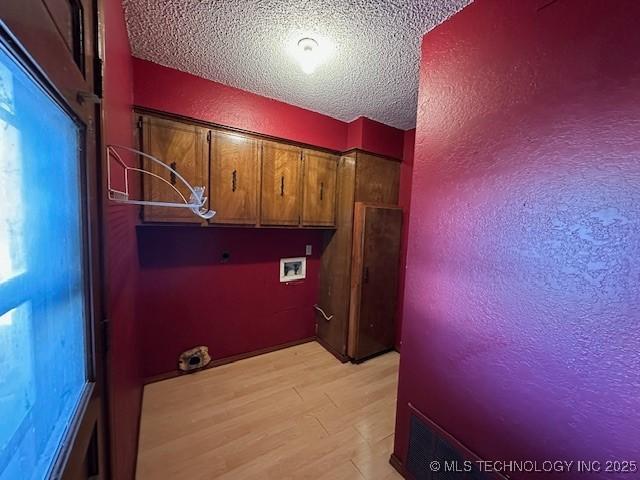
[297,37,319,74]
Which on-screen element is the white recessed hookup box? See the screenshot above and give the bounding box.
[280,257,306,282]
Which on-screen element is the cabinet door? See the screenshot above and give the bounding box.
[302,150,338,226]
[348,203,402,361]
[210,130,259,224]
[141,115,208,223]
[354,152,400,204]
[260,142,302,225]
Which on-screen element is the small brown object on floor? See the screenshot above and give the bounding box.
[177,346,211,372]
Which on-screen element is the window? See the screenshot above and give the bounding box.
[0,43,89,479]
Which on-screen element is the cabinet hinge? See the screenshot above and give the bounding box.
[137,117,143,129]
[207,130,212,142]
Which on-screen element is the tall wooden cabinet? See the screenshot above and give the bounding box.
[315,151,402,362]
[348,203,402,361]
[140,116,208,223]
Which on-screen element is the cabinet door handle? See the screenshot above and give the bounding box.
[320,182,324,201]
[280,176,285,196]
[363,266,369,284]
[170,162,177,185]
[232,169,237,192]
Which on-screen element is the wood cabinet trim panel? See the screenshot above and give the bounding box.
[348,203,367,358]
[316,156,356,356]
[341,147,402,162]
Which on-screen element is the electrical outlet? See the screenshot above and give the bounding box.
[305,244,312,256]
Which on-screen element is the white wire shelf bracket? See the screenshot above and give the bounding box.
[106,144,216,220]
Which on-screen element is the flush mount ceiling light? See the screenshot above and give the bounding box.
[285,33,334,77]
[297,37,320,74]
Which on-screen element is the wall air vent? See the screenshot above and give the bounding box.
[406,404,507,480]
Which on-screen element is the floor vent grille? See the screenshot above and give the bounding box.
[406,403,498,480]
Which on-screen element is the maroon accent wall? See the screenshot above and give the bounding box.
[132,58,404,159]
[346,116,364,153]
[395,128,415,350]
[133,58,348,151]
[394,0,640,475]
[346,116,405,160]
[102,2,141,479]
[137,227,321,377]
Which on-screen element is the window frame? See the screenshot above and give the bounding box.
[0,0,108,477]
[0,24,96,480]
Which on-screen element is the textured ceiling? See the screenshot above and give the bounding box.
[123,0,470,130]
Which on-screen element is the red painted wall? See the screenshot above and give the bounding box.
[133,58,347,151]
[137,227,321,377]
[395,0,640,477]
[395,128,415,350]
[133,58,404,159]
[346,116,405,160]
[346,116,364,153]
[102,2,141,479]
[132,58,409,379]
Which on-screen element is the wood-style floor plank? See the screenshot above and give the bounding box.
[136,342,401,479]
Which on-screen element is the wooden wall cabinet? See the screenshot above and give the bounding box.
[260,141,302,226]
[209,130,260,225]
[354,152,400,204]
[136,111,344,228]
[302,150,338,226]
[141,116,209,223]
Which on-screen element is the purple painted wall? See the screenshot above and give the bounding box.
[394,0,640,478]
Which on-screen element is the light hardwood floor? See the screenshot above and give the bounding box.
[136,341,402,480]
